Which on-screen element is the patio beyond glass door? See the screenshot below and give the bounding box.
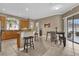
[67,17,74,42]
[74,15,79,44]
[67,15,79,44]
[67,14,79,55]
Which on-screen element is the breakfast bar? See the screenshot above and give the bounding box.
[2,31,20,49]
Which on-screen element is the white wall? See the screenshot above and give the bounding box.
[36,15,63,35]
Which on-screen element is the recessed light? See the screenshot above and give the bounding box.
[2,8,6,11]
[55,7,60,10]
[25,8,29,11]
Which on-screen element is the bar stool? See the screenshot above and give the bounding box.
[24,36,34,53]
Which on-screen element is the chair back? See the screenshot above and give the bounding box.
[50,31,57,42]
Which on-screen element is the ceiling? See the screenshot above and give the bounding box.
[0,3,79,20]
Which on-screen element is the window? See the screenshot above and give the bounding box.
[6,17,19,30]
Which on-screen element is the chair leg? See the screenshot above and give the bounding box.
[55,40,57,44]
[26,39,29,53]
[63,38,66,47]
[30,39,31,48]
[24,39,26,50]
[25,43,28,53]
[32,38,34,49]
[33,43,34,49]
[24,43,25,50]
[59,39,62,45]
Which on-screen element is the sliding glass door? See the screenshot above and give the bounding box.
[67,14,79,55]
[74,15,79,44]
[67,15,79,44]
[67,17,74,42]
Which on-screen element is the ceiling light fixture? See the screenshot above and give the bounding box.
[55,7,60,10]
[51,5,62,10]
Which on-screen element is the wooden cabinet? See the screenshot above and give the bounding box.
[2,31,20,49]
[0,16,30,49]
[0,16,6,30]
[0,16,29,30]
[20,19,29,29]
[2,31,19,40]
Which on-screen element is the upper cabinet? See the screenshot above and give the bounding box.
[0,16,30,31]
[0,16,6,30]
[20,19,29,30]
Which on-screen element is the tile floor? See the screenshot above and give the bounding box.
[0,36,79,56]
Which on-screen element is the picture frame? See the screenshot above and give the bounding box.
[44,23,50,28]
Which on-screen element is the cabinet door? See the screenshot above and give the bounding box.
[20,19,29,29]
[0,16,6,30]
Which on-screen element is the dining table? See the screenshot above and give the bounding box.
[46,31,66,47]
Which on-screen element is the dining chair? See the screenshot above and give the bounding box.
[50,31,58,44]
